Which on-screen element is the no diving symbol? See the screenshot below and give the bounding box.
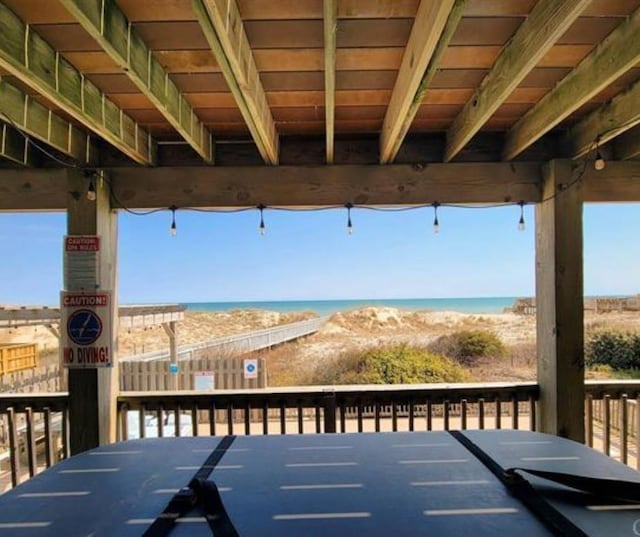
[67,309,103,345]
[246,363,256,373]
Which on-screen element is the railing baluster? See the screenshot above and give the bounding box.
[262,401,269,435]
[175,407,181,437]
[621,394,628,464]
[495,397,502,430]
[209,402,217,436]
[357,400,363,433]
[157,406,164,438]
[585,394,593,447]
[443,401,450,431]
[245,402,252,436]
[43,407,53,468]
[479,398,485,430]
[409,399,415,432]
[426,400,432,431]
[7,408,19,488]
[62,407,70,459]
[529,395,536,432]
[603,395,611,456]
[461,399,467,430]
[192,404,199,437]
[374,401,381,432]
[119,402,128,441]
[315,402,321,433]
[139,405,146,439]
[340,404,346,433]
[297,401,303,434]
[25,407,37,477]
[279,402,286,434]
[227,404,234,435]
[512,396,518,430]
[391,402,398,432]
[324,393,337,434]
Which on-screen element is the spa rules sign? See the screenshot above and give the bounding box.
[61,291,113,368]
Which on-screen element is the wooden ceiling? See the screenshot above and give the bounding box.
[0,0,639,167]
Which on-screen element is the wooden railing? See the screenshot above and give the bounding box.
[0,393,69,491]
[5,380,640,492]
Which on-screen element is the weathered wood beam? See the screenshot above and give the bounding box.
[563,78,640,158]
[0,78,92,165]
[0,2,155,165]
[0,163,541,211]
[445,0,590,162]
[503,4,640,161]
[536,159,584,442]
[379,0,456,164]
[323,0,337,164]
[0,122,35,166]
[58,0,213,163]
[614,126,640,161]
[193,0,279,164]
[582,160,640,202]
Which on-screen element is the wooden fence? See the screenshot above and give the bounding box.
[119,356,266,391]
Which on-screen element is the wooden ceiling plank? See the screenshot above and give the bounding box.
[445,0,590,162]
[58,0,213,163]
[0,77,93,165]
[503,5,640,160]
[324,0,337,163]
[564,77,640,158]
[614,125,640,161]
[0,2,155,165]
[0,122,36,166]
[193,0,279,164]
[379,0,460,164]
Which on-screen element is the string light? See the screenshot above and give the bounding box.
[345,203,353,235]
[593,135,605,171]
[518,201,526,231]
[257,204,266,235]
[432,202,440,234]
[169,205,177,236]
[86,174,97,201]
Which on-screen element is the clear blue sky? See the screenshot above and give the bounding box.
[0,203,638,305]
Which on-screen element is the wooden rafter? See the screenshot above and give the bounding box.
[0,2,155,165]
[0,78,92,165]
[379,0,456,164]
[58,0,213,163]
[614,126,640,161]
[193,0,279,164]
[0,122,35,167]
[564,78,640,158]
[323,0,337,164]
[445,0,590,162]
[503,4,640,161]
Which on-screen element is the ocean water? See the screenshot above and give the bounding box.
[183,297,518,316]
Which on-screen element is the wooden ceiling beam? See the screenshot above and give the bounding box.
[563,78,640,158]
[503,4,640,161]
[0,122,35,166]
[0,2,155,165]
[379,0,458,164]
[0,78,93,166]
[614,126,640,161]
[58,0,214,163]
[323,0,337,163]
[445,0,590,162]
[193,0,279,164]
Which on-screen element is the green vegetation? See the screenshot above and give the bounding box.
[429,330,507,365]
[586,330,640,370]
[311,343,468,385]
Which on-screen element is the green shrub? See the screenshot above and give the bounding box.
[312,343,468,385]
[586,330,640,370]
[429,330,506,364]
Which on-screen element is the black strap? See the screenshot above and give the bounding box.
[449,431,588,537]
[143,435,239,537]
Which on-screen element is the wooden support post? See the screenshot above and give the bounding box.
[66,169,118,454]
[535,160,584,442]
[162,321,178,390]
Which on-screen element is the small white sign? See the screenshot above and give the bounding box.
[60,291,112,368]
[63,235,101,291]
[243,359,258,379]
[194,371,215,391]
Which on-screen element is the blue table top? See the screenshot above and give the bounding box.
[1,430,639,536]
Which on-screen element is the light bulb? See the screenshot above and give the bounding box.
[86,179,97,201]
[169,206,177,236]
[433,218,440,234]
[259,222,266,236]
[345,203,353,235]
[170,223,177,237]
[518,217,525,232]
[594,152,606,171]
[258,205,266,236]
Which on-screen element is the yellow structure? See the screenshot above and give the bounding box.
[0,344,38,376]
